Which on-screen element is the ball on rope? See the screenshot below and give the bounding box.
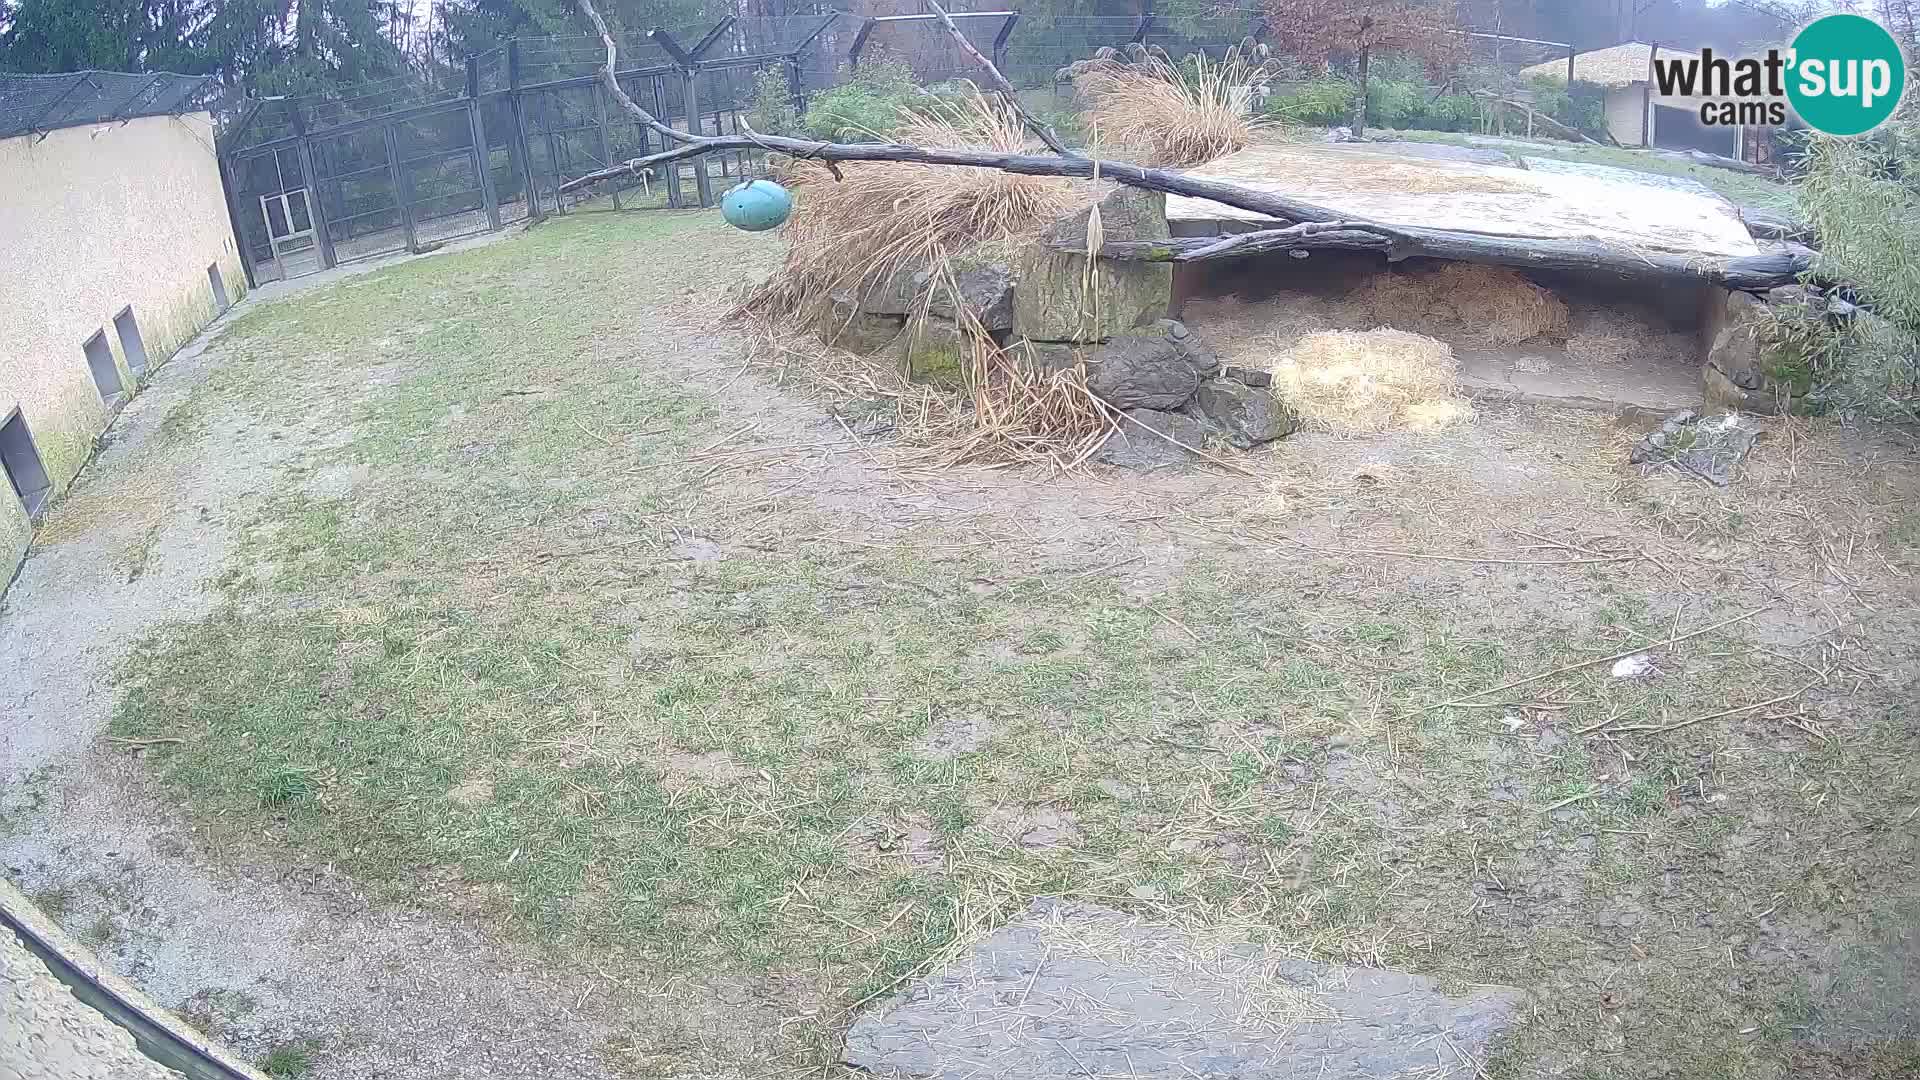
[720,178,793,232]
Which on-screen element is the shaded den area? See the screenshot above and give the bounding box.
[1174,249,1717,414]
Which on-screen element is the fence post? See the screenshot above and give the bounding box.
[1566,44,1575,86]
[684,67,713,207]
[991,12,1019,74]
[467,58,503,231]
[507,40,544,222]
[289,108,337,270]
[382,122,420,252]
[1131,14,1154,45]
[593,81,623,211]
[655,78,681,208]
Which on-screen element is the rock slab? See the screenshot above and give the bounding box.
[1086,319,1220,410]
[844,900,1526,1079]
[1629,409,1762,486]
[1093,409,1210,470]
[1015,187,1174,343]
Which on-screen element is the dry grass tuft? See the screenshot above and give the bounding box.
[1355,263,1569,346]
[1073,46,1271,167]
[743,87,1083,333]
[744,310,1114,471]
[1270,328,1473,435]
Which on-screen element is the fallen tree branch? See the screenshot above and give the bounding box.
[924,0,1075,156]
[1073,226,1815,289]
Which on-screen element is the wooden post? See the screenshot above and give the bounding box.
[595,81,622,210]
[467,58,502,231]
[382,122,419,252]
[1566,45,1576,86]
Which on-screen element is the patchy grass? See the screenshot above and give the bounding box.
[106,208,1919,1077]
[260,1040,317,1079]
[1385,129,1801,213]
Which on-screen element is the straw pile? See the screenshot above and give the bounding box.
[1354,264,1569,346]
[1270,329,1473,434]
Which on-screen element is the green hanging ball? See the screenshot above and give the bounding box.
[720,179,793,232]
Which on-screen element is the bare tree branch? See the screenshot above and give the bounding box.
[576,0,694,145]
[923,0,1077,156]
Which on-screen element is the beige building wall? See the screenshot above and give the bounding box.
[0,110,244,581]
[1605,83,1650,146]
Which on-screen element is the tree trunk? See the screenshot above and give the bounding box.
[1350,43,1371,137]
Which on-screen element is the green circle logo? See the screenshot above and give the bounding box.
[1786,14,1907,136]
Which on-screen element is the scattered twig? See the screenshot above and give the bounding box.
[105,736,185,747]
[1540,789,1598,813]
[1416,606,1771,715]
[1270,534,1637,567]
[1143,601,1202,643]
[1615,674,1828,735]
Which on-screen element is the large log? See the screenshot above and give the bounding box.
[1073,225,1815,291]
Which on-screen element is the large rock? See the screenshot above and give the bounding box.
[823,297,906,354]
[841,262,925,318]
[899,313,971,384]
[844,899,1525,1079]
[1703,290,1808,415]
[1086,320,1218,410]
[1093,408,1210,470]
[1188,378,1297,447]
[1014,187,1174,343]
[916,252,1015,332]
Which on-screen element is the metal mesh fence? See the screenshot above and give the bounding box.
[0,70,216,140]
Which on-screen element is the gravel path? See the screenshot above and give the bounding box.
[0,262,629,1079]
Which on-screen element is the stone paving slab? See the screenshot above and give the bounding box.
[844,900,1525,1079]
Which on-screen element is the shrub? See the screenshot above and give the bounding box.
[801,59,919,142]
[1793,124,1920,413]
[1365,78,1427,129]
[1263,77,1357,126]
[746,66,800,138]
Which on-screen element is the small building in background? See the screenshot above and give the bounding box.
[0,70,245,582]
[1520,41,1787,161]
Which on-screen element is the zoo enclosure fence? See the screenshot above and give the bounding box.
[213,7,1574,287]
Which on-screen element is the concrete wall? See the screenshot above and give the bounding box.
[0,111,244,581]
[1604,84,1650,146]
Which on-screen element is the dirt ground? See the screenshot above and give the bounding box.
[1,209,1917,1079]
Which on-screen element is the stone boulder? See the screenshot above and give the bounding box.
[842,262,926,318]
[1187,378,1297,448]
[898,313,971,384]
[916,253,1015,333]
[1085,320,1218,410]
[823,297,906,355]
[1014,187,1174,343]
[1093,408,1210,470]
[1703,290,1807,415]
